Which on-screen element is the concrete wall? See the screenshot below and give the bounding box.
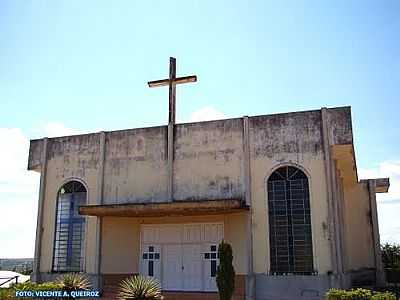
[100,213,249,275]
[28,106,359,281]
[103,127,168,204]
[248,110,333,274]
[343,182,375,272]
[38,134,102,274]
[174,119,244,201]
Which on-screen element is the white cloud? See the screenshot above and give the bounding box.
[185,106,226,122]
[359,161,400,244]
[0,128,40,258]
[42,122,84,137]
[0,122,86,258]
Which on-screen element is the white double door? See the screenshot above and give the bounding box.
[140,223,223,292]
[163,243,202,291]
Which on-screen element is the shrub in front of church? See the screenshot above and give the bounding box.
[325,288,395,300]
[12,281,62,291]
[0,281,62,299]
[0,287,15,300]
[118,275,163,300]
[55,273,91,292]
[216,240,235,300]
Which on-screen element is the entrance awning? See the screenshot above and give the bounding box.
[79,199,248,217]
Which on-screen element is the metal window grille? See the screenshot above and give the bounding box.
[268,166,314,275]
[53,181,86,272]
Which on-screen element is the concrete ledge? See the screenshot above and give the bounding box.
[79,199,248,217]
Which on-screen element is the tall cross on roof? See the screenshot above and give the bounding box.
[148,57,197,200]
[148,57,197,125]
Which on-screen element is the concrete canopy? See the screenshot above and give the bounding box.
[79,199,248,217]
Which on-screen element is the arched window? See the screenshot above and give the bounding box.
[267,166,314,275]
[53,181,86,272]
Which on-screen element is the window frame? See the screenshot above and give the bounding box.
[52,180,87,273]
[266,165,315,275]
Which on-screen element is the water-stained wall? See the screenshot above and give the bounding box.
[174,118,244,201]
[28,106,360,277]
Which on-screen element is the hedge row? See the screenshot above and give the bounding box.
[0,282,62,300]
[326,288,396,300]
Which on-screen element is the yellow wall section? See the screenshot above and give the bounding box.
[101,217,140,274]
[250,156,332,274]
[343,182,375,271]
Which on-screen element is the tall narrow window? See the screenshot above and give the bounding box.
[268,166,313,275]
[53,181,86,272]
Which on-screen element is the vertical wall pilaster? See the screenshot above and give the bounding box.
[243,117,255,300]
[367,179,385,286]
[243,117,252,207]
[321,108,344,280]
[95,132,106,288]
[33,138,48,282]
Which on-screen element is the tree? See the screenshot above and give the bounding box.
[216,240,235,300]
[381,243,400,270]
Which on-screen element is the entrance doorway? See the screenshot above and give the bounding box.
[140,223,223,292]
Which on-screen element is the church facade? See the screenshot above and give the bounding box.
[28,106,389,300]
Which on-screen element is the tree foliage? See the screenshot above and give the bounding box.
[216,240,235,300]
[381,243,400,270]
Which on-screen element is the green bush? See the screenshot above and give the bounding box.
[118,275,163,300]
[55,273,91,292]
[216,240,235,300]
[371,292,397,300]
[0,288,15,300]
[0,281,62,300]
[325,288,395,300]
[12,281,62,291]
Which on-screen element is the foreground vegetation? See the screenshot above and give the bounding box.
[118,275,163,300]
[0,273,91,300]
[326,288,396,300]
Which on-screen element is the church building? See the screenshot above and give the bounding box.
[27,58,389,300]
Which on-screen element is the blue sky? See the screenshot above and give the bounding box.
[0,1,399,257]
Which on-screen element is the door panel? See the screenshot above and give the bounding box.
[182,244,202,291]
[162,244,182,291]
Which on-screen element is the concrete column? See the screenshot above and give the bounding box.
[32,138,48,282]
[243,117,252,207]
[367,180,385,287]
[95,132,106,289]
[243,116,255,300]
[321,108,344,283]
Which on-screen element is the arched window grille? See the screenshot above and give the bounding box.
[53,181,86,272]
[267,166,314,275]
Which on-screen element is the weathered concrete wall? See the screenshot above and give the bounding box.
[174,119,243,201]
[103,126,168,204]
[325,107,353,146]
[38,134,102,273]
[248,110,333,274]
[343,182,375,272]
[27,106,359,279]
[100,213,249,275]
